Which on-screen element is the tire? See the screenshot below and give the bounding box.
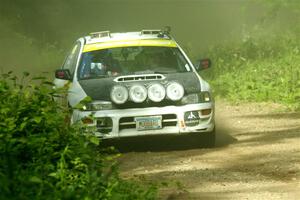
[202,127,216,148]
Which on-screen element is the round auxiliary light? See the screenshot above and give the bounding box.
[129,84,147,103]
[166,82,184,101]
[148,83,166,102]
[110,85,128,104]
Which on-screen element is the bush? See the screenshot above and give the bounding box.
[0,72,157,200]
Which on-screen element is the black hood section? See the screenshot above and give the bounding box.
[79,72,201,101]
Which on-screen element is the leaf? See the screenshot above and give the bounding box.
[10,76,17,81]
[89,136,99,145]
[161,181,169,187]
[34,116,42,124]
[18,137,27,143]
[48,172,58,178]
[74,103,85,109]
[81,96,93,104]
[42,81,54,86]
[32,76,46,80]
[20,122,27,131]
[23,71,30,77]
[29,176,42,183]
[1,73,9,78]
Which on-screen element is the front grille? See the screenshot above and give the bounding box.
[162,114,178,127]
[115,99,180,109]
[119,117,135,130]
[119,114,177,131]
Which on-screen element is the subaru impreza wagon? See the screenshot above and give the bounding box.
[54,28,215,146]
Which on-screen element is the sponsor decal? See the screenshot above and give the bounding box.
[83,39,177,52]
[184,111,200,126]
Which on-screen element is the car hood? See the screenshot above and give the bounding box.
[78,72,201,101]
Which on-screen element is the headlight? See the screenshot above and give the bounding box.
[82,101,113,111]
[181,91,211,105]
[166,82,184,101]
[148,83,166,102]
[110,85,128,104]
[199,91,211,102]
[129,84,147,103]
[181,93,199,104]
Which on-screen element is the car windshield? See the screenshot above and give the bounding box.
[77,46,191,79]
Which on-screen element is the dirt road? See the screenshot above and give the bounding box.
[116,101,300,199]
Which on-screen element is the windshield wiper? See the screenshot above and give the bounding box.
[153,70,176,74]
[80,75,109,80]
[133,68,177,75]
[134,70,154,75]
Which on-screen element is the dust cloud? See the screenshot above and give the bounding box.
[0,0,297,76]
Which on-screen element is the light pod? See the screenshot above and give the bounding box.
[166,82,184,101]
[129,84,147,103]
[148,83,166,102]
[110,85,128,104]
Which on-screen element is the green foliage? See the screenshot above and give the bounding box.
[0,73,157,200]
[202,33,300,111]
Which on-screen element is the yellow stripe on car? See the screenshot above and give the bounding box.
[83,39,177,52]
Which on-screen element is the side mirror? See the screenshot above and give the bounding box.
[195,58,212,71]
[55,69,71,80]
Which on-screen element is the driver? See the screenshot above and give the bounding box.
[79,49,122,78]
[97,49,121,76]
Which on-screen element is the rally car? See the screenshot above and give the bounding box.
[54,28,215,146]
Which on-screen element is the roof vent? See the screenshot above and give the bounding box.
[114,74,165,82]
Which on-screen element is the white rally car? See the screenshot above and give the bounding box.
[54,29,215,146]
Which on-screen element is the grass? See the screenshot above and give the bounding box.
[201,33,300,111]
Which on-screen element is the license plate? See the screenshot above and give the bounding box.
[135,116,162,131]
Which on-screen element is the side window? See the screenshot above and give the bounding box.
[62,42,81,77]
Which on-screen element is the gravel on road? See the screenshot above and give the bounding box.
[116,101,300,199]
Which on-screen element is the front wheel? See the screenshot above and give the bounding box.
[202,127,216,148]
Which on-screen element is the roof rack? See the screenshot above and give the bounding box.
[89,31,111,39]
[141,29,161,35]
[141,26,171,38]
[158,26,171,37]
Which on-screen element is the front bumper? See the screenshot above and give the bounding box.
[72,102,215,139]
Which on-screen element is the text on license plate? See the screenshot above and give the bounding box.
[135,116,162,131]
